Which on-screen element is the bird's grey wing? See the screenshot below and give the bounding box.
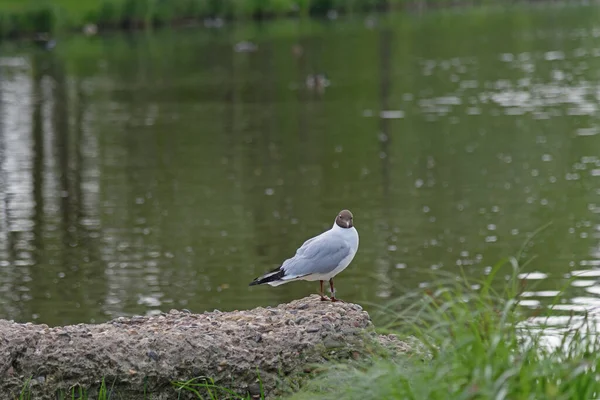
[282,236,350,277]
[294,233,321,257]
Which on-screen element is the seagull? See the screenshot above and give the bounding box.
[249,210,359,302]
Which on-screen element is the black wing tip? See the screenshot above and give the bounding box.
[248,268,285,286]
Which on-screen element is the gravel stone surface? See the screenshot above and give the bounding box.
[0,295,412,399]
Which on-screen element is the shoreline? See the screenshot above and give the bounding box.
[0,0,592,43]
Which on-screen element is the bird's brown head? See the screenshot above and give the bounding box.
[335,210,354,229]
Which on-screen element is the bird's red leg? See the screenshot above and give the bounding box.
[320,280,328,301]
[329,278,343,302]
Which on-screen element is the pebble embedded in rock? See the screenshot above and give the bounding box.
[248,382,262,396]
[147,350,159,361]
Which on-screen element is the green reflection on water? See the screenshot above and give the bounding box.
[0,6,599,326]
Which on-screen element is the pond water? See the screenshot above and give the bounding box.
[0,4,599,326]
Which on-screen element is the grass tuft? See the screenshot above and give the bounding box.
[172,376,263,399]
[21,374,262,399]
[18,378,32,400]
[290,253,600,400]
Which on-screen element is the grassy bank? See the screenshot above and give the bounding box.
[0,0,518,40]
[291,257,600,399]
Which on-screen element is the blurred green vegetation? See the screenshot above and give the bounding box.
[0,0,506,40]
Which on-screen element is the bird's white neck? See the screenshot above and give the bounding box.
[331,223,355,233]
[331,223,359,251]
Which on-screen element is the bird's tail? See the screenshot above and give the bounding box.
[249,267,285,286]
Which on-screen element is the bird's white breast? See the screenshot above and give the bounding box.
[324,225,359,279]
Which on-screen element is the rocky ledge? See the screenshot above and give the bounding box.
[0,295,413,399]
